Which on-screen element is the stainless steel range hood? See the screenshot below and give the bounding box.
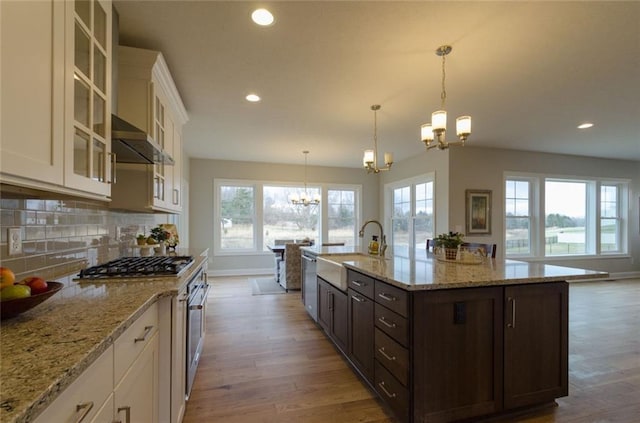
[111,114,174,165]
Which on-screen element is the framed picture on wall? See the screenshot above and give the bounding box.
[466,189,492,235]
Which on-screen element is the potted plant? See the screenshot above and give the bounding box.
[150,225,171,254]
[433,231,465,260]
[136,234,147,246]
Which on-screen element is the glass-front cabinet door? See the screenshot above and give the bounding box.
[65,0,112,197]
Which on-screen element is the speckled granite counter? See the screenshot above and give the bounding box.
[342,254,606,290]
[303,246,607,290]
[0,249,207,423]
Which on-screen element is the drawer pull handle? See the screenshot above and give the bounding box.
[117,406,131,423]
[507,297,516,328]
[351,280,364,287]
[378,316,397,328]
[378,347,396,361]
[378,381,397,399]
[189,304,204,310]
[352,295,365,303]
[378,292,397,302]
[74,401,94,423]
[134,325,154,343]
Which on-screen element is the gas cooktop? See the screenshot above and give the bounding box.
[77,256,194,279]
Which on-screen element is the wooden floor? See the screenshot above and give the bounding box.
[182,277,640,423]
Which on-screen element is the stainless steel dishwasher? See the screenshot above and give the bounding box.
[301,252,317,321]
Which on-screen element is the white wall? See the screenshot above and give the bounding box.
[380,145,639,274]
[449,147,639,274]
[189,158,379,274]
[191,148,639,276]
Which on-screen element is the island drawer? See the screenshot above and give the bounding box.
[347,270,375,299]
[375,303,408,347]
[375,361,409,422]
[114,301,158,384]
[375,328,409,386]
[375,280,408,317]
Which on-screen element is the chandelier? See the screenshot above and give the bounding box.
[421,45,471,150]
[289,150,320,207]
[363,105,393,173]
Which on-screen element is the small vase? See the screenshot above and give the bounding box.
[156,241,166,255]
[444,247,458,260]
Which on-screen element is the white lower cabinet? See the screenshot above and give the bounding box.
[34,303,161,423]
[33,345,114,423]
[90,394,114,423]
[114,333,159,423]
[171,287,188,423]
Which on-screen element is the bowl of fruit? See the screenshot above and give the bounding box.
[1,267,64,320]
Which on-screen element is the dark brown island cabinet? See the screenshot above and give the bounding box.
[316,269,569,423]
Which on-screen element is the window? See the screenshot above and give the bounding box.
[505,179,531,255]
[392,186,411,257]
[387,175,434,258]
[215,179,361,254]
[545,180,587,256]
[327,189,357,246]
[601,184,621,252]
[414,182,434,251]
[263,185,319,248]
[219,184,255,250]
[504,174,629,258]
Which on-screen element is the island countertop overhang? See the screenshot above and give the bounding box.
[341,256,608,291]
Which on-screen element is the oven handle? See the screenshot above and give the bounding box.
[189,283,210,310]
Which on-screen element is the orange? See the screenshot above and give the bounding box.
[0,267,16,288]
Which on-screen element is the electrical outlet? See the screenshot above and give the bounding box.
[8,228,22,256]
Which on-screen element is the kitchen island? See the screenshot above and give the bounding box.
[0,249,208,423]
[302,247,606,422]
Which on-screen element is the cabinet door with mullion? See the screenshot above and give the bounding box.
[64,0,112,197]
[504,282,568,409]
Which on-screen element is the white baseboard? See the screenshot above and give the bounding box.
[208,268,274,277]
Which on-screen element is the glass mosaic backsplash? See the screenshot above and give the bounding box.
[0,194,170,282]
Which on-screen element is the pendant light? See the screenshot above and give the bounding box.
[421,45,471,150]
[363,105,393,173]
[289,150,320,207]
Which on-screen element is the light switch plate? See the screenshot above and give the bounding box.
[8,227,22,256]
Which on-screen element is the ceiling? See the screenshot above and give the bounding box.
[114,1,640,168]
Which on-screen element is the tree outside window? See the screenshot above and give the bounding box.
[220,185,255,250]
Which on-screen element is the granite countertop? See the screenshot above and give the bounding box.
[303,246,607,290]
[0,249,208,423]
[341,251,607,290]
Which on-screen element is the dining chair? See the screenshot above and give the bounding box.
[461,242,497,258]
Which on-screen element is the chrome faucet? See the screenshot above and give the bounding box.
[358,220,387,257]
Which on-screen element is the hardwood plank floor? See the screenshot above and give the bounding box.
[183,277,640,423]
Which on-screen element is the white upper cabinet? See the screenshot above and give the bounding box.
[1,0,66,187]
[0,0,112,200]
[64,0,113,196]
[111,46,188,213]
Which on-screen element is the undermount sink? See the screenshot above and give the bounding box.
[316,253,386,291]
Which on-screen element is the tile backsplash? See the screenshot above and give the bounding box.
[0,193,173,282]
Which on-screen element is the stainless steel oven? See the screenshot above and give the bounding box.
[186,266,209,398]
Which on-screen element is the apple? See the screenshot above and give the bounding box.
[0,267,16,289]
[0,284,30,301]
[19,276,48,295]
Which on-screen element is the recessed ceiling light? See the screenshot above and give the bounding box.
[577,122,594,129]
[246,94,261,102]
[251,8,274,26]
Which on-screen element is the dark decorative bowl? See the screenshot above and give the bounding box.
[0,281,64,319]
